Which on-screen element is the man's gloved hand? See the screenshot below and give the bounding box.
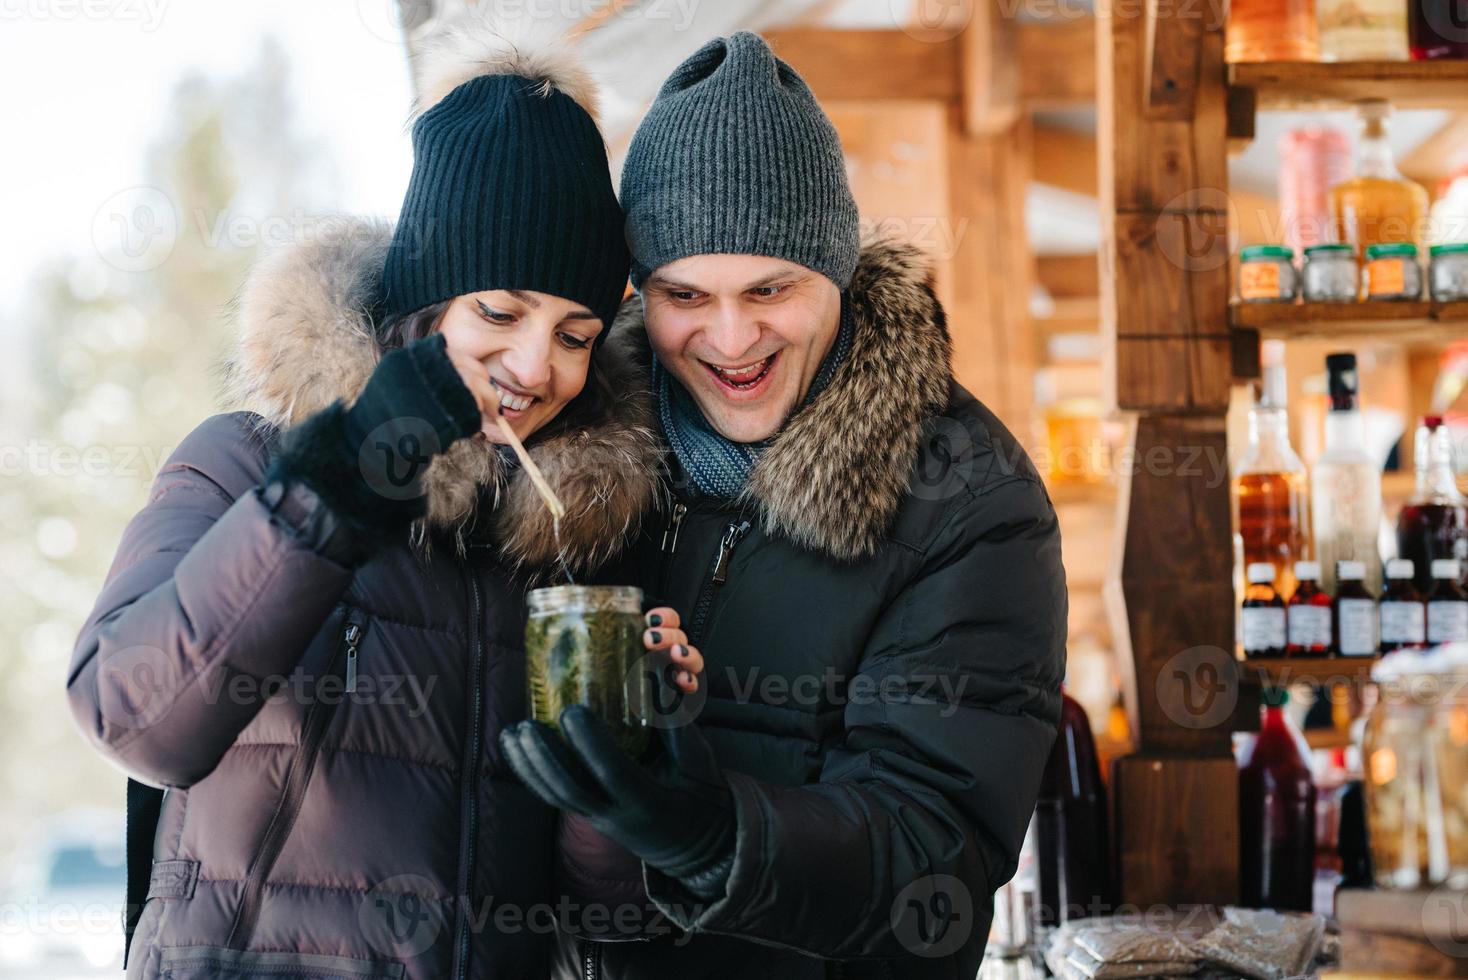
[265,332,482,542]
[500,706,736,900]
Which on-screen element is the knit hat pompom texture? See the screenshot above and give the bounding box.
[621,31,861,290]
[380,11,630,331]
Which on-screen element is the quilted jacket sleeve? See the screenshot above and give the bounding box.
[67,412,364,789]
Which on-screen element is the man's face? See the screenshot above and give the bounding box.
[641,255,842,444]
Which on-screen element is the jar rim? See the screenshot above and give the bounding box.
[1366,242,1419,258]
[1240,244,1294,261]
[1431,242,1468,256]
[527,584,643,614]
[1304,243,1354,256]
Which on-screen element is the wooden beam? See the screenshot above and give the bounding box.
[764,22,1095,107]
[1142,0,1205,119]
[961,0,1021,135]
[1032,126,1098,196]
[1037,254,1099,298]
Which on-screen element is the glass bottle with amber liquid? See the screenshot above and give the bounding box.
[1330,100,1430,261]
[1236,340,1310,597]
[1397,416,1468,595]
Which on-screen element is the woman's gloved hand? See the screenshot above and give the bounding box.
[265,332,483,543]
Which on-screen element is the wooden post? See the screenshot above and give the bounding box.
[1098,0,1241,907]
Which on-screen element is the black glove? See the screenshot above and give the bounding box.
[500,706,737,900]
[265,332,481,543]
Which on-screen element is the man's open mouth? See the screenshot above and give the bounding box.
[702,353,778,392]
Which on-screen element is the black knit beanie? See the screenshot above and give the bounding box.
[379,18,630,335]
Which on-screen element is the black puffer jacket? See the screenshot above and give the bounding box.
[66,219,662,980]
[555,239,1069,979]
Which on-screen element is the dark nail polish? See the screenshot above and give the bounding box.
[647,613,663,627]
[673,645,686,658]
[649,631,662,645]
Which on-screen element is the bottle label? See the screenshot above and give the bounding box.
[1429,600,1468,644]
[1338,599,1379,656]
[1288,605,1332,650]
[1380,601,1426,645]
[1242,607,1287,653]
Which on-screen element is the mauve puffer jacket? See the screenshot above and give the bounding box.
[65,221,662,980]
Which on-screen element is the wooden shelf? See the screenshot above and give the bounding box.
[1229,60,1468,111]
[1238,655,1380,686]
[1231,300,1468,344]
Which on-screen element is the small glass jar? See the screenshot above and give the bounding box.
[525,584,651,757]
[1431,242,1468,302]
[1364,242,1424,300]
[1302,243,1359,302]
[1239,245,1299,303]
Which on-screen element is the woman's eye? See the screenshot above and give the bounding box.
[475,302,515,324]
[558,333,592,351]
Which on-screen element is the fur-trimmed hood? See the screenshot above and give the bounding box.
[615,237,953,562]
[220,216,662,575]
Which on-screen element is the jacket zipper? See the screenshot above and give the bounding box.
[660,503,688,555]
[343,623,361,693]
[227,613,362,949]
[689,521,750,645]
[453,570,486,980]
[581,937,601,980]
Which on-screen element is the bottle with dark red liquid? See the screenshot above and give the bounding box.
[1429,558,1468,644]
[1410,2,1468,59]
[1243,562,1288,659]
[1240,687,1318,912]
[1396,416,1467,594]
[1335,561,1380,657]
[1288,561,1334,657]
[1379,558,1427,654]
[1034,692,1111,928]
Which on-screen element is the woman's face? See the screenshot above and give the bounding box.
[435,289,603,444]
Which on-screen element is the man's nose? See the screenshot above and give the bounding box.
[703,303,761,361]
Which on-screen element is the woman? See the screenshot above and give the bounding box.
[66,20,701,980]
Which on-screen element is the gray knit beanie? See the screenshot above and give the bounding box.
[620,31,861,290]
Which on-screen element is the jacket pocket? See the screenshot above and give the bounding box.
[159,944,403,979]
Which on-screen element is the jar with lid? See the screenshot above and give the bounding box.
[525,584,652,758]
[1318,0,1409,61]
[1227,0,1321,62]
[1364,242,1424,300]
[1302,243,1359,301]
[1239,245,1300,303]
[1365,649,1468,889]
[1431,242,1468,301]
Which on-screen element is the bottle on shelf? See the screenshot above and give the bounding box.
[1335,560,1380,657]
[1226,0,1321,62]
[1410,1,1468,59]
[1428,558,1468,644]
[1236,340,1310,597]
[1240,687,1318,913]
[1289,560,1335,656]
[1318,0,1409,61]
[1312,353,1384,595]
[1329,100,1430,261]
[1379,558,1427,654]
[1396,416,1468,595]
[1244,563,1290,659]
[1034,692,1110,929]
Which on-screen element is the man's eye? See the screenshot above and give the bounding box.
[670,291,702,303]
[751,285,787,299]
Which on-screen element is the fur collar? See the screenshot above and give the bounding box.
[220,216,662,575]
[616,237,953,562]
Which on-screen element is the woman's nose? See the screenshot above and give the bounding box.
[499,335,552,392]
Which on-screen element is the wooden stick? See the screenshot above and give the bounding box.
[490,380,565,522]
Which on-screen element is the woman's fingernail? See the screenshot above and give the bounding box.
[673,644,686,659]
[647,613,663,627]
[648,630,662,645]
[680,671,692,685]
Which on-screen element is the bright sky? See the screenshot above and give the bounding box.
[0,0,419,331]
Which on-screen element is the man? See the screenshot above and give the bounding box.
[501,30,1067,979]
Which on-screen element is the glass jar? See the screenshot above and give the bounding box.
[1302,243,1359,301]
[1365,242,1424,300]
[1228,0,1321,62]
[525,584,651,757]
[1239,245,1299,303]
[1319,0,1410,60]
[1366,650,1468,889]
[1431,242,1468,301]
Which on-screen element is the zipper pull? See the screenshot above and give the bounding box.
[661,502,688,554]
[711,521,751,585]
[343,623,361,693]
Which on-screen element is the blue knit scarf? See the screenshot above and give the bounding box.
[654,294,855,499]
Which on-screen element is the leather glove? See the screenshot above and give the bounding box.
[500,706,737,900]
[265,332,481,544]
